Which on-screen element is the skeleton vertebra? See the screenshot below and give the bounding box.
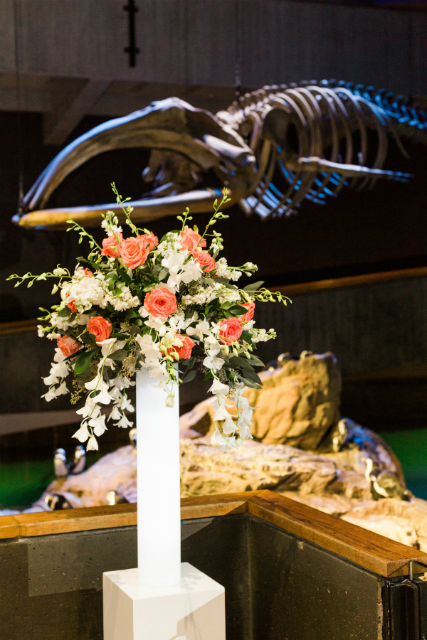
[14,80,427,229]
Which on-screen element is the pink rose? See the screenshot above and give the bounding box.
[192,251,216,272]
[144,287,177,318]
[57,335,80,358]
[120,237,149,269]
[240,301,255,322]
[66,294,77,314]
[167,334,195,360]
[137,232,158,252]
[180,227,207,251]
[102,233,123,258]
[87,316,113,343]
[218,317,243,345]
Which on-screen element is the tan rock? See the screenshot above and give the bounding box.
[184,352,342,449]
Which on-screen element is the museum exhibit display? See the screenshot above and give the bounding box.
[14,81,426,230]
[7,188,291,638]
[1,1,427,639]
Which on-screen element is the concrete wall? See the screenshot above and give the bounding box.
[1,0,426,94]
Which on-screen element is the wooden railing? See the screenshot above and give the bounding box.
[1,490,426,578]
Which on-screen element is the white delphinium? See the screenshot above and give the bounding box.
[101,213,122,236]
[103,284,140,312]
[62,273,105,312]
[250,328,276,343]
[215,258,242,282]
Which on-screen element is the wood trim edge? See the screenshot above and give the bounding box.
[1,490,426,578]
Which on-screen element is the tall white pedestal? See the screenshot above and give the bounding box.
[103,562,226,640]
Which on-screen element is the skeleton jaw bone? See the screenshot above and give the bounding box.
[15,97,255,229]
[14,188,238,230]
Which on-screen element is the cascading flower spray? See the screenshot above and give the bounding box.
[8,185,290,451]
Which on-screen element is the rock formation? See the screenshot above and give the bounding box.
[4,351,427,551]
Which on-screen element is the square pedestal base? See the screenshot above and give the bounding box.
[103,562,225,640]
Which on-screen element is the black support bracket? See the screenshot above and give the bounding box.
[123,0,140,68]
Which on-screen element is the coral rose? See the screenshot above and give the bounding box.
[57,335,80,357]
[66,294,77,314]
[137,232,158,252]
[240,301,255,322]
[87,316,113,343]
[167,334,195,360]
[120,237,149,269]
[144,287,177,318]
[102,233,122,258]
[218,317,243,345]
[180,227,206,251]
[83,268,93,277]
[191,251,216,272]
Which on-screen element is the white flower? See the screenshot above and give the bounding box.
[53,348,67,363]
[212,404,230,421]
[120,395,134,412]
[96,386,113,405]
[100,338,117,357]
[209,379,229,395]
[109,406,122,421]
[165,392,175,408]
[43,374,59,386]
[87,435,99,451]
[50,361,69,379]
[42,388,58,402]
[88,414,107,437]
[222,416,236,435]
[117,414,133,428]
[76,396,100,419]
[210,428,229,447]
[203,353,224,372]
[73,423,90,443]
[238,425,252,440]
[55,381,69,396]
[53,267,67,276]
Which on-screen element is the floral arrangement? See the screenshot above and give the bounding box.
[8,186,289,451]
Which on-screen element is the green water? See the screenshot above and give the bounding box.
[0,451,102,510]
[380,429,427,500]
[0,457,55,509]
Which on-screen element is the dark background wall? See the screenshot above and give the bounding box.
[2,110,427,322]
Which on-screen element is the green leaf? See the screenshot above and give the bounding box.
[248,355,264,367]
[241,369,262,384]
[243,280,264,292]
[241,331,253,343]
[239,376,262,389]
[229,356,254,371]
[110,349,128,361]
[228,305,248,316]
[203,370,214,381]
[158,268,169,281]
[143,283,156,293]
[58,307,72,317]
[74,350,97,375]
[125,309,140,321]
[182,369,197,383]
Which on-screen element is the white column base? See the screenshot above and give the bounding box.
[103,562,226,640]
